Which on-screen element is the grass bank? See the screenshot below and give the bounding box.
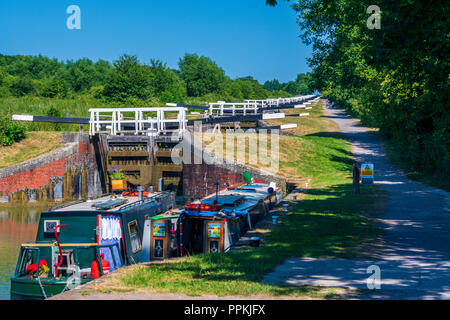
[87,100,386,298]
[0,131,62,169]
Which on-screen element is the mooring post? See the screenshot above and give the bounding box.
[353,163,360,194]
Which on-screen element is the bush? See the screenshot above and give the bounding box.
[41,79,68,98]
[46,105,63,131]
[0,86,10,98]
[9,76,35,97]
[88,85,105,99]
[0,116,27,146]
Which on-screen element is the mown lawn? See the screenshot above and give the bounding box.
[89,100,386,298]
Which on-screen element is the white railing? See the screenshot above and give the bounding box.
[244,95,317,108]
[208,102,258,116]
[89,107,187,137]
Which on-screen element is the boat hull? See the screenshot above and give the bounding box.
[10,277,92,300]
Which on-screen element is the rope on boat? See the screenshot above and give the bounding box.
[61,266,81,294]
[36,276,48,299]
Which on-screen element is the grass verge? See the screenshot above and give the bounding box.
[87,100,387,298]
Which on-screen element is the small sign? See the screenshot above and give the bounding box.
[361,163,374,184]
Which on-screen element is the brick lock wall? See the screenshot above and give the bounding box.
[0,158,66,194]
[182,150,286,201]
[182,162,246,201]
[0,137,103,201]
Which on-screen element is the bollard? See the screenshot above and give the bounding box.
[293,195,297,201]
[250,237,260,247]
[282,204,289,212]
[272,216,279,224]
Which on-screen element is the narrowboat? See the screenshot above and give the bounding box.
[10,191,175,300]
[141,182,282,260]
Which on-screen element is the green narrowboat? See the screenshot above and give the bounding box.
[10,191,175,300]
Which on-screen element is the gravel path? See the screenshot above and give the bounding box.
[263,104,450,299]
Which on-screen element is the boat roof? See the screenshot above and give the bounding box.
[199,183,275,213]
[201,194,245,206]
[48,192,171,213]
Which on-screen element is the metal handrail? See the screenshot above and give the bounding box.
[118,192,173,212]
[16,242,123,278]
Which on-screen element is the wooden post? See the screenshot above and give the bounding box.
[353,163,360,195]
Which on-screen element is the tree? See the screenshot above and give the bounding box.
[41,79,68,98]
[148,59,186,103]
[65,58,112,92]
[279,0,449,177]
[263,79,282,91]
[178,54,227,97]
[103,54,153,101]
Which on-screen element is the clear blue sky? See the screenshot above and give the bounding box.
[0,0,311,83]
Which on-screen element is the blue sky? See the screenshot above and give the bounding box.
[0,0,311,83]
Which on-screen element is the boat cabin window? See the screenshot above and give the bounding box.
[128,220,141,253]
[17,249,38,277]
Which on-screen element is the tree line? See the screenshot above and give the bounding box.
[270,0,448,181]
[0,53,311,104]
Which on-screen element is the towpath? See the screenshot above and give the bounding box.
[263,104,450,299]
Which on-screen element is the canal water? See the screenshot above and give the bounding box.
[0,203,51,300]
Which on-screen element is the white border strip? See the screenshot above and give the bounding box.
[12,115,34,121]
[280,124,297,129]
[263,113,285,120]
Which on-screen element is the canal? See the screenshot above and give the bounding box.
[0,203,52,300]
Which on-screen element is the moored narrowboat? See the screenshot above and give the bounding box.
[181,183,281,254]
[10,191,175,300]
[141,182,282,260]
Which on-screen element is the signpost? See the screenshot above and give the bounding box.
[361,163,374,184]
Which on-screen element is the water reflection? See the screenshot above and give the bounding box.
[0,203,52,300]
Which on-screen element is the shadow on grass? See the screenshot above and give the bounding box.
[120,183,384,297]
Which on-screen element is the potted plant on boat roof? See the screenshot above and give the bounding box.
[109,165,127,191]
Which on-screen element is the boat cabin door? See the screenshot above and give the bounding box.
[150,220,169,260]
[98,214,123,271]
[203,221,225,253]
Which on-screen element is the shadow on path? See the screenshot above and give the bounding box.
[264,105,450,300]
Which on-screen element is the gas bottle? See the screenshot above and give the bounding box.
[91,254,110,278]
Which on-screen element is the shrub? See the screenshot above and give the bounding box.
[0,116,27,146]
[88,85,105,99]
[46,105,63,131]
[41,79,68,98]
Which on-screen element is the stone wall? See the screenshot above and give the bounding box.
[0,133,104,202]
